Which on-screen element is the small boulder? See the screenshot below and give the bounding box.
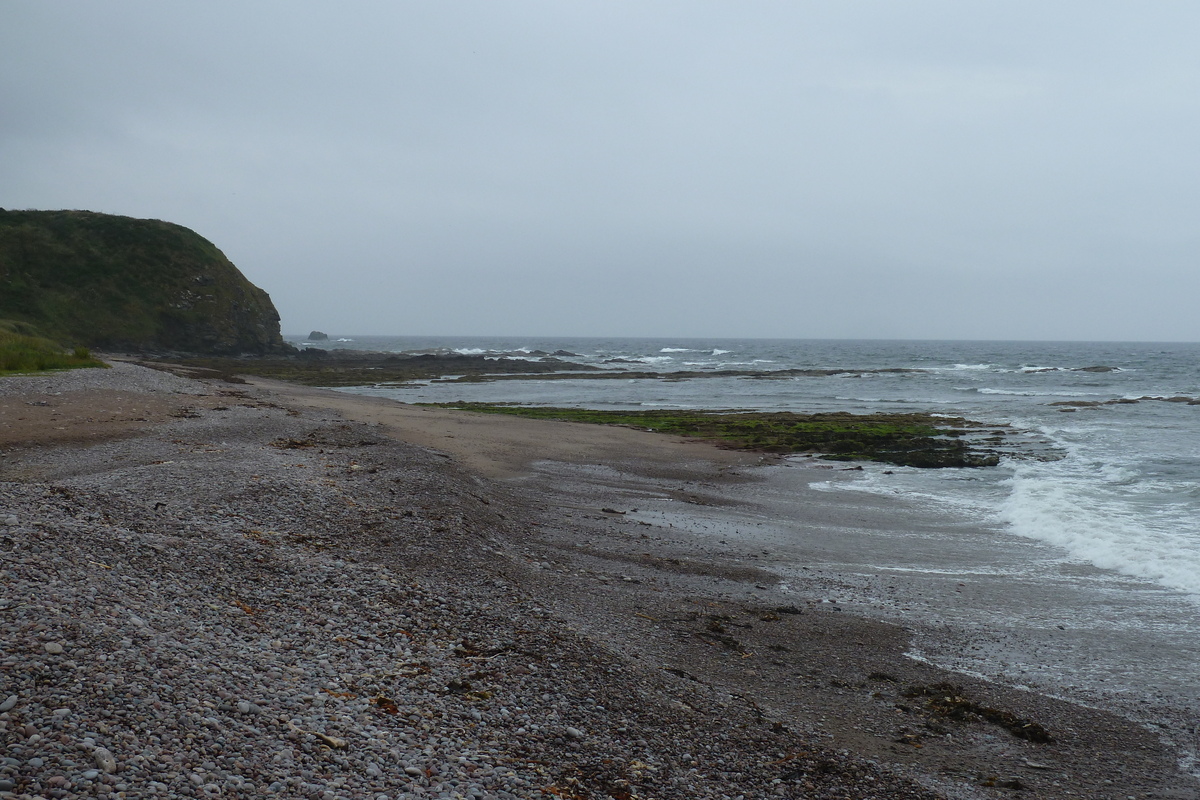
[93,747,118,774]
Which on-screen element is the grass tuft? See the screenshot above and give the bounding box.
[0,320,109,374]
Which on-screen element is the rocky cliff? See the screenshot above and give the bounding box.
[0,209,290,354]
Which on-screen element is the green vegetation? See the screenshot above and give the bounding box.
[420,403,1005,468]
[0,209,289,354]
[0,319,109,374]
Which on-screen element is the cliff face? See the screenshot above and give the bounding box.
[0,210,289,354]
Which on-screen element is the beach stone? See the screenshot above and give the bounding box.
[44,642,64,654]
[3,515,16,526]
[0,779,13,792]
[565,726,584,739]
[93,747,118,773]
[0,695,17,712]
[82,770,100,780]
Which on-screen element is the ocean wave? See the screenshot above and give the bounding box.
[965,388,1107,397]
[711,349,731,356]
[1020,365,1124,374]
[806,472,1004,516]
[453,347,488,355]
[607,355,677,366]
[1001,460,1200,598]
[660,347,695,353]
[834,396,965,405]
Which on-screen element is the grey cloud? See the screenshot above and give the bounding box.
[3,1,1199,340]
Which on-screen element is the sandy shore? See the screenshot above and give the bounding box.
[1,361,1196,799]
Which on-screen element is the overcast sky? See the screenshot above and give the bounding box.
[3,2,1199,341]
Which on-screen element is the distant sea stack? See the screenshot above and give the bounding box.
[0,209,290,355]
[308,331,329,341]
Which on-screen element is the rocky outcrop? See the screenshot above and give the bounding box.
[0,209,290,354]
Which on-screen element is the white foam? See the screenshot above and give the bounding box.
[453,348,488,355]
[1000,460,1200,598]
[659,347,695,353]
[834,396,964,405]
[972,388,1107,397]
[711,349,732,355]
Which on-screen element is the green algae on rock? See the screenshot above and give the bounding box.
[419,403,1006,468]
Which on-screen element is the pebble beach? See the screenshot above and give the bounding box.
[1,362,1195,799]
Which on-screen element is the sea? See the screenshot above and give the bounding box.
[291,335,1200,752]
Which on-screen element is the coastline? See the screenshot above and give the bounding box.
[1,362,1196,799]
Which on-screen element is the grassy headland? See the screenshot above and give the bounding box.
[0,209,288,354]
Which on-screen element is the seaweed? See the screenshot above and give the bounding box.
[903,683,1052,742]
[419,404,1005,469]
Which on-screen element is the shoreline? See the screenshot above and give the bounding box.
[1,362,1196,798]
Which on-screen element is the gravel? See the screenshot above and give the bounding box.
[0,360,205,398]
[0,363,939,799]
